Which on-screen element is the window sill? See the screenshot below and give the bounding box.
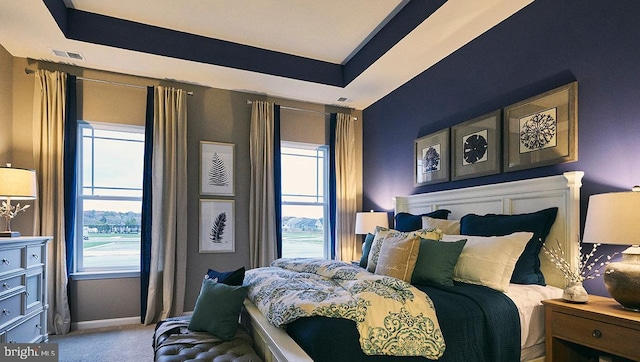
[70,270,140,281]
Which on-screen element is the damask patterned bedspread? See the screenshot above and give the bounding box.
[244,258,446,359]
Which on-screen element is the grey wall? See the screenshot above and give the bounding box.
[2,52,361,323]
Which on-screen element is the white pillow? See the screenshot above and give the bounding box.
[422,216,460,234]
[442,232,533,292]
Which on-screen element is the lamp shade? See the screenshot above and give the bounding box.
[355,211,388,235]
[0,167,37,200]
[583,191,640,245]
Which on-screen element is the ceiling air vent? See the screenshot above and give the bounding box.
[51,49,86,61]
[337,97,349,102]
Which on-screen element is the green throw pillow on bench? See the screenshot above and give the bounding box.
[188,279,248,340]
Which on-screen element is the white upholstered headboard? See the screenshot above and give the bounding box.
[394,171,584,288]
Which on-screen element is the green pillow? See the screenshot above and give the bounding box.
[188,279,248,340]
[411,238,467,286]
[359,233,375,268]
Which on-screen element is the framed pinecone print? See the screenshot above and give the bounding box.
[200,141,234,196]
[199,199,235,253]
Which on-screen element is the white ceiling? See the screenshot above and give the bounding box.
[0,0,532,110]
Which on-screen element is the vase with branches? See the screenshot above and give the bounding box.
[543,239,618,302]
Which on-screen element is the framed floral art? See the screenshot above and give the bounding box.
[503,82,578,172]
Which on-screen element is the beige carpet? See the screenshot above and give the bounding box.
[48,323,156,362]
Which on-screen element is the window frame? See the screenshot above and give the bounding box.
[280,141,330,258]
[73,121,145,276]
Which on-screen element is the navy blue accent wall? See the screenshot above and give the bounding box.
[362,0,640,296]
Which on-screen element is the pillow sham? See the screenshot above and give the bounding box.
[422,216,461,235]
[188,279,248,340]
[366,227,443,273]
[359,233,375,268]
[374,235,421,282]
[459,207,558,285]
[411,238,467,286]
[205,267,246,286]
[394,210,451,232]
[442,232,533,292]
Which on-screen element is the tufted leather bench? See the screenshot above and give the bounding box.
[153,316,262,362]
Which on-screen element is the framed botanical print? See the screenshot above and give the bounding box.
[451,110,501,181]
[200,141,234,196]
[503,82,578,172]
[199,199,235,253]
[414,128,450,186]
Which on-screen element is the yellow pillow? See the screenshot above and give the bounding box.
[367,227,442,273]
[374,234,421,282]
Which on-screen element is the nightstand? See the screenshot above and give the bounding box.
[542,296,640,361]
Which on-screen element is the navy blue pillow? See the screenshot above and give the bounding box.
[205,267,246,286]
[394,210,451,232]
[459,207,558,285]
[359,233,375,268]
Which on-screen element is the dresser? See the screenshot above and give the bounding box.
[0,236,51,343]
[543,296,640,362]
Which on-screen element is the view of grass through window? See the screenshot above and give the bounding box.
[81,206,141,270]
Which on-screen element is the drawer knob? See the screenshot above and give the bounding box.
[32,254,39,260]
[35,324,41,329]
[592,329,602,338]
[2,258,10,265]
[2,308,10,316]
[2,282,10,289]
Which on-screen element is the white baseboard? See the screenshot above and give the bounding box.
[71,312,194,331]
[72,316,141,330]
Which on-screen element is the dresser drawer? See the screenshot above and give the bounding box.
[1,275,24,296]
[0,248,23,275]
[26,245,44,268]
[0,293,23,329]
[552,311,639,359]
[5,312,45,343]
[25,272,43,313]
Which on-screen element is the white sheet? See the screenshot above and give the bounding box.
[504,283,563,361]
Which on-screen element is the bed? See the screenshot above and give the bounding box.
[240,171,584,362]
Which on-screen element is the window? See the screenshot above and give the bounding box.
[75,122,145,273]
[280,142,329,258]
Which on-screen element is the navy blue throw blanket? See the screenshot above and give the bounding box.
[285,282,520,362]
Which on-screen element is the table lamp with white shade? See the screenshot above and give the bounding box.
[0,165,37,237]
[582,188,640,311]
[355,211,388,235]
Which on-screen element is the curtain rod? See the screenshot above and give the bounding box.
[247,100,357,120]
[24,68,193,96]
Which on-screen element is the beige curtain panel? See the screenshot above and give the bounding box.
[32,69,72,335]
[249,101,278,268]
[144,86,188,324]
[334,113,357,261]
